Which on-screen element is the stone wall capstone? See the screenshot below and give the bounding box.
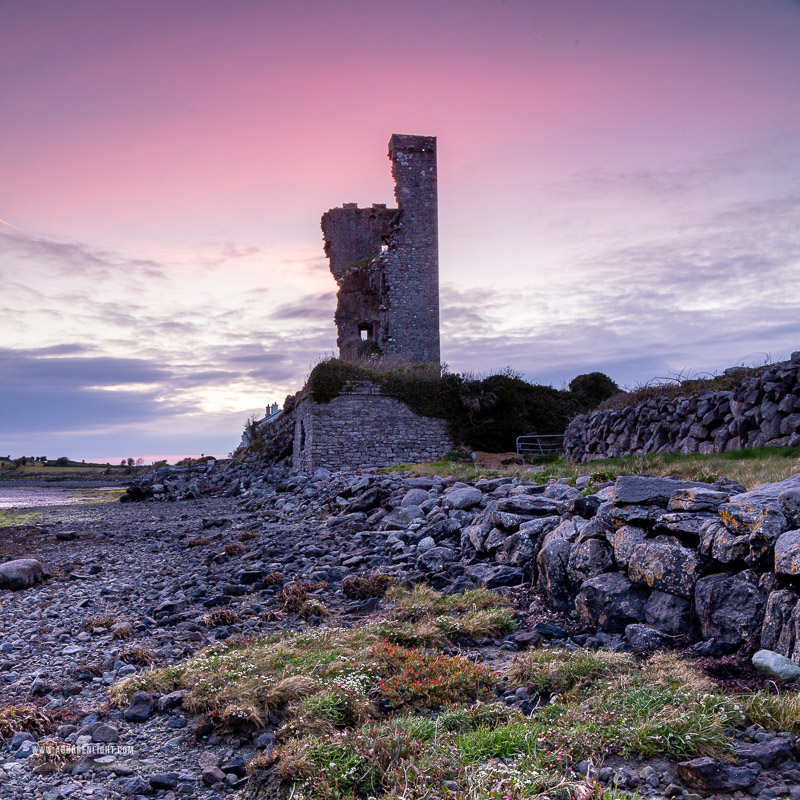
[292,383,454,472]
[565,353,800,462]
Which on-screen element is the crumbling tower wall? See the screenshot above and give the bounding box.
[321,134,440,364]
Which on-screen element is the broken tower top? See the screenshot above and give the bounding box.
[321,133,439,365]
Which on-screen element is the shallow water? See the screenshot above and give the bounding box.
[0,484,123,509]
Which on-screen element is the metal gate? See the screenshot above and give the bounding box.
[516,434,565,457]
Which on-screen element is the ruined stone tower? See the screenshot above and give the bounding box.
[321,134,440,364]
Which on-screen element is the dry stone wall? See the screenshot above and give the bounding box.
[292,384,453,472]
[565,353,800,462]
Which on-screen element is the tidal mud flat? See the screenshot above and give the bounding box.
[0,484,125,512]
[2,468,800,799]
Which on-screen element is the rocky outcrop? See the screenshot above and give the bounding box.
[565,353,800,462]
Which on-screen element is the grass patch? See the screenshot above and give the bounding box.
[111,618,495,735]
[741,690,800,734]
[532,652,741,762]
[395,446,800,490]
[509,648,635,694]
[113,616,800,800]
[378,584,516,646]
[341,572,394,599]
[0,509,42,528]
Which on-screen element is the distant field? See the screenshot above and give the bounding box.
[0,461,144,482]
[391,445,800,490]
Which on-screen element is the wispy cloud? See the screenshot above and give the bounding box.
[0,231,166,281]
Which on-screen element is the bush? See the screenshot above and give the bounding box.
[569,372,618,409]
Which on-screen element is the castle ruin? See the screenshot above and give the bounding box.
[321,134,440,364]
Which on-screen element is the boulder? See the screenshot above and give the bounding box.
[124,691,155,722]
[729,473,800,510]
[606,525,646,569]
[0,559,44,590]
[627,541,700,598]
[644,590,693,635]
[668,488,730,512]
[401,488,431,507]
[717,501,763,535]
[537,537,576,613]
[751,649,800,682]
[748,508,790,567]
[734,736,794,768]
[694,571,767,647]
[566,538,613,584]
[497,530,538,567]
[778,486,800,527]
[774,529,800,574]
[760,589,799,654]
[625,623,670,649]
[416,546,457,574]
[575,572,648,632]
[676,757,758,794]
[496,496,561,516]
[443,487,482,510]
[710,526,749,564]
[614,476,716,507]
[464,564,525,588]
[463,523,492,554]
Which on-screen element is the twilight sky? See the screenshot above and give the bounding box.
[2,0,799,462]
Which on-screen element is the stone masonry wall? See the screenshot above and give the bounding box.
[565,353,800,462]
[292,384,453,473]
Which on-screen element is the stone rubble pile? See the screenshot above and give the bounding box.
[565,352,800,462]
[4,465,800,798]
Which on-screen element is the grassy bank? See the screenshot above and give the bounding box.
[388,446,800,489]
[108,585,800,800]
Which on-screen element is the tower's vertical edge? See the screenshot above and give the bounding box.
[385,134,440,364]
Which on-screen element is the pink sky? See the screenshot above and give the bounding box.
[1,0,800,460]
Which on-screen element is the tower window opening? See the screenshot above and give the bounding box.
[359,324,373,341]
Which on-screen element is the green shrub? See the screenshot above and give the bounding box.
[569,371,619,409]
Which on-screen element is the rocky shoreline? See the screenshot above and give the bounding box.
[2,463,800,799]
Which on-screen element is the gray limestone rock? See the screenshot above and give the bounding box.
[625,623,670,649]
[760,589,799,654]
[644,590,692,635]
[627,541,700,599]
[124,690,155,722]
[676,757,758,793]
[778,487,800,527]
[751,649,800,682]
[401,488,431,507]
[575,572,648,632]
[614,476,716,507]
[417,546,456,574]
[606,525,647,569]
[566,538,613,584]
[694,571,767,647]
[0,559,44,590]
[536,534,576,613]
[667,488,730,512]
[775,529,800,574]
[443,487,483,510]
